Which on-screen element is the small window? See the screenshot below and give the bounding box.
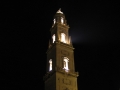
[52,34,55,43]
[61,33,66,43]
[49,59,52,71]
[63,57,69,70]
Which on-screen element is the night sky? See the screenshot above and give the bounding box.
[1,0,120,90]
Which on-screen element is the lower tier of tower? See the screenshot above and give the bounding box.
[44,71,78,90]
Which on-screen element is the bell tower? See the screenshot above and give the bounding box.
[44,9,79,90]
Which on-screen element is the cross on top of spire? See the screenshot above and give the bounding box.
[56,8,63,14]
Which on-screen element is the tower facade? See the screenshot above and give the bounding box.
[44,9,79,90]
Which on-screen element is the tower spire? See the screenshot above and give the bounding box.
[56,8,63,14]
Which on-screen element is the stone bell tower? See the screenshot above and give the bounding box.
[44,9,79,90]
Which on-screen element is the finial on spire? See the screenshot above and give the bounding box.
[56,8,63,14]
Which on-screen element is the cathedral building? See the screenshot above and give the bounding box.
[44,9,79,90]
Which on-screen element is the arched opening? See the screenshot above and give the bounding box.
[61,17,64,24]
[49,59,52,71]
[63,57,69,70]
[52,34,55,43]
[53,19,56,24]
[61,33,66,43]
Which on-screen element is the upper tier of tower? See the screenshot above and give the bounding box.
[52,8,68,26]
[48,9,73,48]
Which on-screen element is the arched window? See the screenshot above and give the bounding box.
[61,33,66,43]
[52,34,55,43]
[61,17,64,24]
[63,57,69,70]
[49,59,52,71]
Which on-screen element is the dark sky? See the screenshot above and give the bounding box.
[1,0,120,90]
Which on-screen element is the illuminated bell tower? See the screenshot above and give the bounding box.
[44,9,79,90]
